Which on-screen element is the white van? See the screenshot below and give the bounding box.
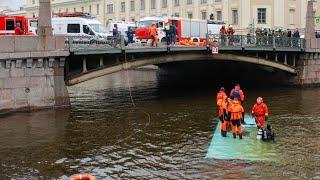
[52,17,110,38]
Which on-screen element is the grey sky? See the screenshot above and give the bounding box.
[1,0,26,10]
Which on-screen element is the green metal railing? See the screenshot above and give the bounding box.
[207,34,304,50]
[65,34,304,52]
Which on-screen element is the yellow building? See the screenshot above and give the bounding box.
[25,0,320,31]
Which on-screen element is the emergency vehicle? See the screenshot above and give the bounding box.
[52,12,110,38]
[135,16,223,44]
[0,16,34,35]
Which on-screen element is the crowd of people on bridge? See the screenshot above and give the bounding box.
[216,84,274,140]
[219,25,235,46]
[219,25,301,47]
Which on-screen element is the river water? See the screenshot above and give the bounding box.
[0,68,320,179]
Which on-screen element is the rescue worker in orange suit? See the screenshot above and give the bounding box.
[230,84,244,103]
[149,23,158,47]
[252,97,269,129]
[227,25,235,46]
[227,98,244,139]
[220,25,227,46]
[216,87,228,137]
[14,22,24,35]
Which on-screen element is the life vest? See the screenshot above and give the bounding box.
[228,101,244,120]
[149,26,157,37]
[233,89,240,100]
[230,88,244,101]
[216,91,227,107]
[218,99,228,117]
[252,103,269,117]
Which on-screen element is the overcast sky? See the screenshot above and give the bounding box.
[1,0,26,10]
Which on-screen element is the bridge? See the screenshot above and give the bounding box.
[65,35,303,85]
[0,0,320,113]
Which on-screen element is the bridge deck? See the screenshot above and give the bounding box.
[67,35,304,55]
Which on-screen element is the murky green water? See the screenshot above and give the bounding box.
[0,69,319,179]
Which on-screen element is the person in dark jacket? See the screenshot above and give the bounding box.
[169,24,177,45]
[113,24,119,37]
[127,27,134,44]
[293,28,300,38]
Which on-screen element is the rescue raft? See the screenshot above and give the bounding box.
[206,115,277,162]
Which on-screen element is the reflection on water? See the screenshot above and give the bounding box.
[0,69,319,179]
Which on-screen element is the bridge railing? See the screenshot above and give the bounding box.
[64,34,304,52]
[65,36,122,52]
[207,34,304,50]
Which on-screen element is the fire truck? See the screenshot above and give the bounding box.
[0,16,35,35]
[135,16,212,44]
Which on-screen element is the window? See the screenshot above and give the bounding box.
[174,12,180,17]
[289,9,295,25]
[151,0,156,9]
[73,8,76,12]
[140,0,145,10]
[130,1,135,11]
[107,4,114,14]
[201,11,207,20]
[257,8,266,24]
[121,2,125,12]
[89,5,92,13]
[32,0,35,4]
[97,4,100,14]
[201,0,207,4]
[187,12,193,19]
[174,0,180,6]
[67,24,80,33]
[66,8,68,13]
[162,0,167,8]
[81,7,84,12]
[232,9,238,25]
[5,19,15,30]
[187,0,192,5]
[83,25,94,35]
[216,11,222,21]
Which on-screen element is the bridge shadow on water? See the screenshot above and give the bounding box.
[155,60,294,96]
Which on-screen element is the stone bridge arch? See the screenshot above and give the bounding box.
[66,52,297,86]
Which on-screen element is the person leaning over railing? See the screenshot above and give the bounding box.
[292,28,300,48]
[227,25,235,46]
[220,25,227,46]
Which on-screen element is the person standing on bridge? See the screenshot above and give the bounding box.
[164,23,170,45]
[252,97,269,129]
[216,87,228,137]
[227,25,235,46]
[230,84,244,103]
[168,24,178,45]
[127,27,134,45]
[149,23,158,47]
[14,22,24,35]
[220,25,227,46]
[113,24,119,37]
[293,28,300,38]
[227,97,244,139]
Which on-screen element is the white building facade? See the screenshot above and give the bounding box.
[24,0,320,31]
